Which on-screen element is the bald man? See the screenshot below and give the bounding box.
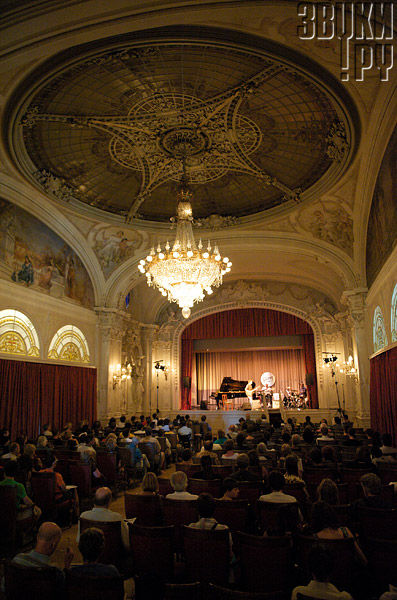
[77,486,129,550]
[12,522,73,585]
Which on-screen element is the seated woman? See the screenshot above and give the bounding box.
[284,455,305,486]
[194,455,221,480]
[214,430,227,447]
[316,478,340,506]
[248,449,268,481]
[139,472,159,496]
[310,501,367,565]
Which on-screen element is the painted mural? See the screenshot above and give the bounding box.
[366,127,397,287]
[87,224,142,278]
[0,200,94,308]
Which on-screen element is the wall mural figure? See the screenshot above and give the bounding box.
[88,225,142,278]
[366,127,397,287]
[0,200,94,308]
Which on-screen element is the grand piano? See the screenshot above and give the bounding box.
[214,377,249,409]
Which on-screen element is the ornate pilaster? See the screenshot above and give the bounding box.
[141,324,157,415]
[341,288,370,426]
[95,307,127,419]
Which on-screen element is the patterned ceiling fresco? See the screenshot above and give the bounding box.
[7,28,356,222]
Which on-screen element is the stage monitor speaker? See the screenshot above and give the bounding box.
[305,373,314,386]
[242,402,251,410]
[268,410,282,428]
[200,400,208,410]
[183,376,191,389]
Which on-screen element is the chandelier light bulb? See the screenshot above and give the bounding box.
[187,250,193,257]
[215,255,221,261]
[146,255,153,262]
[223,257,229,263]
[203,252,209,258]
[227,261,232,267]
[159,252,165,259]
[182,307,191,319]
[173,251,180,258]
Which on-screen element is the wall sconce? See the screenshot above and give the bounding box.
[112,363,132,389]
[339,355,359,382]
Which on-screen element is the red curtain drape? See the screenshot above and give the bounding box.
[370,346,397,446]
[181,308,318,409]
[0,358,97,439]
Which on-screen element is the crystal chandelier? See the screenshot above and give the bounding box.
[138,179,232,319]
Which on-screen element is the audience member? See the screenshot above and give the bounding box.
[70,527,121,577]
[194,454,221,480]
[259,470,297,503]
[220,478,240,501]
[13,522,72,587]
[316,478,340,506]
[2,442,20,461]
[230,453,261,482]
[78,487,129,549]
[291,546,353,599]
[0,460,41,520]
[140,472,159,495]
[166,471,198,500]
[380,433,397,457]
[221,440,239,461]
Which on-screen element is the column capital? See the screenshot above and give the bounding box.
[95,307,126,342]
[341,288,368,328]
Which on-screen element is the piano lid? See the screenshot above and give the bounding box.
[219,377,248,392]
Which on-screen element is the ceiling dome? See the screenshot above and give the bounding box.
[6,26,359,223]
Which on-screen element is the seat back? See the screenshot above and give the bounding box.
[129,524,174,579]
[341,467,371,500]
[158,477,174,497]
[124,492,163,525]
[257,501,300,535]
[165,581,201,600]
[178,463,201,478]
[4,560,59,600]
[357,506,397,541]
[213,499,249,533]
[163,498,199,551]
[234,532,292,593]
[0,486,17,556]
[138,442,157,468]
[188,478,222,498]
[69,462,92,499]
[377,464,397,485]
[117,446,132,468]
[183,525,230,584]
[212,465,234,479]
[30,471,56,514]
[209,583,285,599]
[364,537,397,588]
[295,534,355,591]
[65,570,124,600]
[96,452,117,485]
[79,518,124,566]
[234,481,261,505]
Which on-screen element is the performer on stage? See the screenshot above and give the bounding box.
[245,380,261,409]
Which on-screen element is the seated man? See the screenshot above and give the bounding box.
[197,440,219,464]
[13,521,72,587]
[230,453,261,482]
[70,527,121,577]
[143,428,163,470]
[291,546,353,599]
[352,473,392,511]
[259,470,297,503]
[1,442,21,461]
[189,493,229,531]
[380,433,397,457]
[166,471,198,500]
[78,486,129,550]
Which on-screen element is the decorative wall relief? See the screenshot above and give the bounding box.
[0,199,94,308]
[297,201,353,255]
[88,224,142,277]
[366,127,397,287]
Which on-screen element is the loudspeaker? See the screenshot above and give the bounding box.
[200,400,208,410]
[183,376,191,389]
[242,402,251,411]
[305,373,314,386]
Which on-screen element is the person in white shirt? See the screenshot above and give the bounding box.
[166,471,198,500]
[77,487,129,550]
[291,545,352,599]
[259,471,297,504]
[380,434,397,456]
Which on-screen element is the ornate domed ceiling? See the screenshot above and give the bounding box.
[6,27,358,223]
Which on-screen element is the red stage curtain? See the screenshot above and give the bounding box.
[0,358,97,439]
[181,308,318,409]
[370,346,397,445]
[181,339,193,409]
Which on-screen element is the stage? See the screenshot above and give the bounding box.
[169,408,342,432]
